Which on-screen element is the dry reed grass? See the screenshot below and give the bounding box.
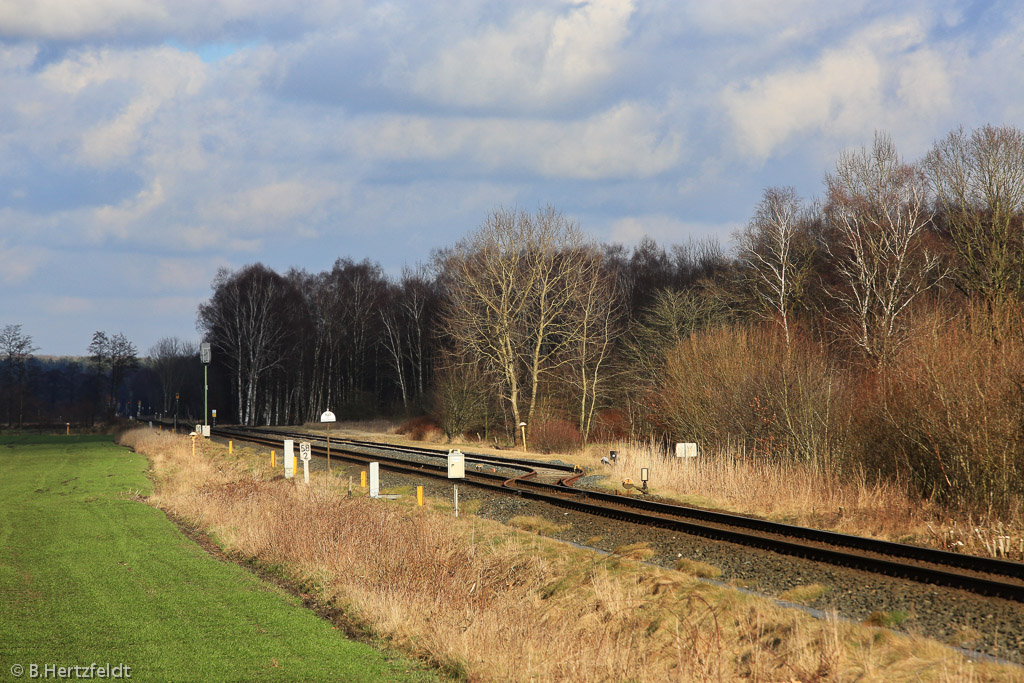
[121,428,1015,682]
[584,440,1024,561]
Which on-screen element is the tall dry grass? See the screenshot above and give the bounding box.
[587,440,1023,561]
[120,427,1016,681]
[594,441,932,536]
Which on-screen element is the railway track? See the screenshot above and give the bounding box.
[187,422,1024,603]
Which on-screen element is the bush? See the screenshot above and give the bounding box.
[881,301,1024,512]
[530,418,581,454]
[589,408,630,442]
[650,322,847,464]
[395,415,443,442]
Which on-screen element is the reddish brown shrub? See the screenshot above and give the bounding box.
[395,415,443,442]
[590,408,630,442]
[880,300,1024,512]
[531,418,581,454]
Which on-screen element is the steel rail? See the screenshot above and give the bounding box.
[193,423,1024,602]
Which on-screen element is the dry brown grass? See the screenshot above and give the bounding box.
[121,428,1018,682]
[585,440,1024,561]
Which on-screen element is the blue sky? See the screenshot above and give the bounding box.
[1,0,1022,356]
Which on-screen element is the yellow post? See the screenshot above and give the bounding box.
[271,450,276,468]
[417,486,423,506]
[361,471,367,488]
[293,456,297,472]
[229,440,233,454]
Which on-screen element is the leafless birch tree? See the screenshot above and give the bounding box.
[825,132,941,361]
[736,186,811,346]
[925,124,1024,303]
[197,265,293,426]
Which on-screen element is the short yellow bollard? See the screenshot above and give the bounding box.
[229,440,233,454]
[271,450,276,468]
[417,486,423,506]
[361,471,367,488]
[293,456,297,472]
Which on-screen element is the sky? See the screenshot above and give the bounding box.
[1,0,1022,357]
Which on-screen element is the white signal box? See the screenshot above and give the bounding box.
[675,442,698,458]
[447,450,465,479]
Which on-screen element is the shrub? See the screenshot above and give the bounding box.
[650,322,847,465]
[881,300,1024,512]
[589,408,630,442]
[395,415,443,442]
[530,418,581,454]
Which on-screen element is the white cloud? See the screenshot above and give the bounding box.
[200,179,341,232]
[0,0,170,40]
[411,0,635,110]
[348,101,681,179]
[0,240,43,283]
[92,178,168,239]
[39,47,208,166]
[0,0,350,41]
[720,15,954,160]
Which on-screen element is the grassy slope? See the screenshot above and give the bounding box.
[0,435,439,682]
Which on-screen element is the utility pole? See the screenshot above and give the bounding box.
[200,342,211,430]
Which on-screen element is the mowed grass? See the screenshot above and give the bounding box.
[0,435,440,682]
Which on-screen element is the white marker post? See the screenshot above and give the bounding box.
[299,441,311,485]
[284,439,295,479]
[369,462,380,498]
[320,410,336,473]
[448,450,465,517]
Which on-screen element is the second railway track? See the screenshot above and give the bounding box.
[207,423,1024,603]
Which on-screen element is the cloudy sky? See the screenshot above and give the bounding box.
[1,0,1021,356]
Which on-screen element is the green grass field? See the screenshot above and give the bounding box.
[0,435,440,682]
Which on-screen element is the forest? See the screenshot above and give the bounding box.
[4,124,1023,515]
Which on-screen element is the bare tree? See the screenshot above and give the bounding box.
[379,268,437,410]
[148,337,197,413]
[197,265,294,426]
[88,331,139,415]
[736,187,813,345]
[0,324,37,427]
[824,132,942,361]
[925,124,1024,304]
[436,206,595,439]
[565,250,621,442]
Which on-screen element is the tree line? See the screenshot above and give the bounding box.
[0,326,208,428]
[195,123,1024,514]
